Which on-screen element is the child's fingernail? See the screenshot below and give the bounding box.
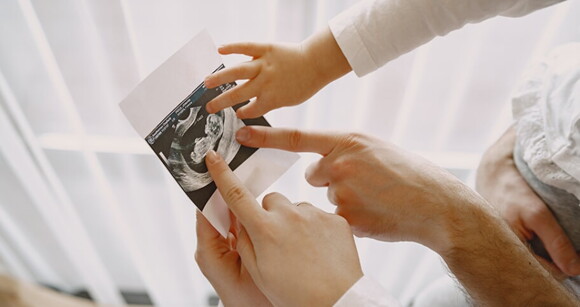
[236,128,250,143]
[204,77,213,87]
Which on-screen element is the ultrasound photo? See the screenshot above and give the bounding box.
[146,65,269,210]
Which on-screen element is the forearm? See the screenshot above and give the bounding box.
[440,200,578,306]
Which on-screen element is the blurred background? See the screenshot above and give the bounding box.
[0,0,579,306]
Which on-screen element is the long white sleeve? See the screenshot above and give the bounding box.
[329,0,564,76]
[334,276,401,307]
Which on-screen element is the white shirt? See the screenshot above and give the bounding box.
[329,0,564,77]
[334,276,400,307]
[327,0,565,305]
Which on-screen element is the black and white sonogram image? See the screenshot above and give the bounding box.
[146,65,269,210]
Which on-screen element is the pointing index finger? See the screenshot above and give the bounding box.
[205,150,265,232]
[235,126,340,156]
[218,42,268,57]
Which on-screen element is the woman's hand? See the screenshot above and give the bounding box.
[195,211,272,307]
[202,150,363,307]
[204,27,351,119]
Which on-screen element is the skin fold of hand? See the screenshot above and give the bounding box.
[476,126,580,279]
[204,27,351,119]
[196,150,363,307]
[234,125,579,306]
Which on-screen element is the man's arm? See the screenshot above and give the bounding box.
[441,199,578,305]
[236,126,579,306]
[476,125,580,278]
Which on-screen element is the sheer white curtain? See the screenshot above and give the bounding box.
[0,0,578,306]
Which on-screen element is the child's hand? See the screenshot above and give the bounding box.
[205,27,351,119]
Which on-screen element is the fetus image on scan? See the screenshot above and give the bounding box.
[168,106,244,192]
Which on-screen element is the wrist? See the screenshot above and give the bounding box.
[435,196,578,305]
[424,183,498,257]
[301,27,351,88]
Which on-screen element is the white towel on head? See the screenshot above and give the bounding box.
[512,43,580,202]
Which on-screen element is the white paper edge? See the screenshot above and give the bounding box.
[120,29,221,138]
[118,29,300,237]
[202,148,299,237]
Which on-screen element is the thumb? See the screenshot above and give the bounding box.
[235,225,259,279]
[529,208,580,276]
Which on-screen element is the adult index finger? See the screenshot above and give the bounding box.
[205,150,265,232]
[235,126,341,156]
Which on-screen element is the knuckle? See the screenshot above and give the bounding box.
[225,186,246,203]
[344,132,367,145]
[231,66,245,76]
[550,233,570,254]
[227,90,241,103]
[525,205,549,224]
[329,158,355,180]
[287,129,303,151]
[287,208,306,223]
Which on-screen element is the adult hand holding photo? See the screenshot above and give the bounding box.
[196,150,363,307]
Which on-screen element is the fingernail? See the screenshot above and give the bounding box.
[206,150,219,164]
[235,108,245,119]
[204,77,213,88]
[236,128,250,143]
[227,232,236,250]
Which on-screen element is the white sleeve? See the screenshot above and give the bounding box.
[329,0,564,76]
[334,275,401,307]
